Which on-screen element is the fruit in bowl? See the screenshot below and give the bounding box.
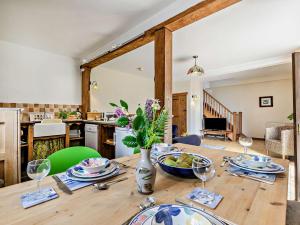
[80,157,110,173]
[158,152,212,178]
[164,153,195,168]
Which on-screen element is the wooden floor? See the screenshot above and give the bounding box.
[202,137,295,200]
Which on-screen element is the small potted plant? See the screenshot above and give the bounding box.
[110,100,140,156]
[122,99,168,194]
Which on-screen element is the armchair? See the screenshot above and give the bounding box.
[265,125,294,159]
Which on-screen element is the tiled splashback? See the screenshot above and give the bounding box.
[0,103,81,121]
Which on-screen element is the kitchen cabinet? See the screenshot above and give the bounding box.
[99,124,115,159]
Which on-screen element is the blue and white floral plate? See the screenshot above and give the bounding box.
[129,204,224,225]
[66,162,120,182]
[229,156,285,174]
[70,161,117,178]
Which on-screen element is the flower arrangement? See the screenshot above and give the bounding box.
[121,99,169,151]
[109,100,131,127]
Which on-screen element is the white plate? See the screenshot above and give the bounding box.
[229,159,285,174]
[70,162,118,178]
[129,204,224,225]
[66,165,120,182]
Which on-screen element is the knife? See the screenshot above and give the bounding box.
[52,175,73,195]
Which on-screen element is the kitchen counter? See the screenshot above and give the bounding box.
[83,120,116,126]
[21,119,84,125]
[20,119,116,126]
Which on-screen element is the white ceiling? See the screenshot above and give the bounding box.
[0,0,176,58]
[102,0,300,81]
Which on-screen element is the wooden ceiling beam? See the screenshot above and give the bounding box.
[81,33,154,68]
[148,0,240,33]
[81,0,240,69]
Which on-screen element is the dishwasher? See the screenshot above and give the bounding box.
[85,124,99,151]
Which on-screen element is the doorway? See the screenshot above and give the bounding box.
[172,92,187,136]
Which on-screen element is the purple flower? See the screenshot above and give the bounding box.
[114,108,125,118]
[145,99,154,121]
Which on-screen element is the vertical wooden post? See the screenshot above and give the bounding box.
[238,112,242,135]
[27,124,33,162]
[292,52,300,200]
[154,28,172,143]
[81,67,91,119]
[232,112,238,141]
[65,124,70,148]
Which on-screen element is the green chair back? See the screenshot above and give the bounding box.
[47,146,101,175]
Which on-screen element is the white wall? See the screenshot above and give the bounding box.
[210,79,293,138]
[0,40,81,104]
[90,67,154,113]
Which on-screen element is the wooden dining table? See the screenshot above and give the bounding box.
[0,143,289,225]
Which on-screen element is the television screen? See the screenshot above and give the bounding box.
[204,118,227,131]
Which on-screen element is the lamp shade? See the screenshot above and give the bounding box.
[187,56,204,76]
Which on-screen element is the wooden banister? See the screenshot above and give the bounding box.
[203,90,242,141]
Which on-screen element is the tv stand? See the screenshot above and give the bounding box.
[202,129,231,141]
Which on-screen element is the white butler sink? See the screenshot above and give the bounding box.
[34,122,66,137]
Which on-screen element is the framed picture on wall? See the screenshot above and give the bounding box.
[259,96,273,107]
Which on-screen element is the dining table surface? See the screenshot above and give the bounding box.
[0,143,289,225]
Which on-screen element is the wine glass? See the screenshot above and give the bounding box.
[239,136,253,154]
[27,159,51,196]
[192,158,215,189]
[192,158,216,202]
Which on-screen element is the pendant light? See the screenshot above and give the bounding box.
[187,55,204,76]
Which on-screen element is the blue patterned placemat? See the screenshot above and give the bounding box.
[21,186,58,209]
[55,173,94,191]
[186,188,223,209]
[228,166,276,183]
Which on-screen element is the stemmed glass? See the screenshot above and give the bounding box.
[239,136,253,154]
[27,159,51,196]
[192,158,216,203]
[192,158,215,189]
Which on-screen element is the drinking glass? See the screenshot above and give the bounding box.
[192,158,216,202]
[192,158,215,189]
[27,159,51,196]
[239,136,253,154]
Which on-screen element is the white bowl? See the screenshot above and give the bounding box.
[155,143,172,153]
[80,158,110,174]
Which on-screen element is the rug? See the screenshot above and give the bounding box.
[200,144,226,150]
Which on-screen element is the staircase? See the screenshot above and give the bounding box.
[203,90,242,141]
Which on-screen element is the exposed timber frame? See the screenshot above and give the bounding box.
[81,0,241,142]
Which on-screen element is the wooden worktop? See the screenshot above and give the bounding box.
[0,143,289,225]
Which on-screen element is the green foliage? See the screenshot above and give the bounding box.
[120,100,128,111]
[288,113,294,121]
[132,115,145,130]
[116,116,129,127]
[136,107,143,116]
[58,110,78,119]
[122,102,169,150]
[133,147,141,154]
[109,103,119,107]
[122,136,138,148]
[59,111,68,119]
